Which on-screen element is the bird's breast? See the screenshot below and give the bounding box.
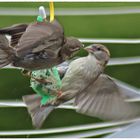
[83,55,103,80]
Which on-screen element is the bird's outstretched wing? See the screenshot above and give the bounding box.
[75,74,140,120]
[16,19,64,58]
[0,24,28,47]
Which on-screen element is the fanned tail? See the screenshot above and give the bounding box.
[22,94,54,128]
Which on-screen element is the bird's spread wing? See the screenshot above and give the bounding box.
[16,20,64,58]
[75,74,140,120]
[0,34,9,47]
[0,24,28,47]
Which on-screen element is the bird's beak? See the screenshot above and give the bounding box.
[70,43,84,52]
[84,45,95,52]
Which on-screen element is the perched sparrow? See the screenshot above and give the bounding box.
[23,44,140,128]
[0,19,82,70]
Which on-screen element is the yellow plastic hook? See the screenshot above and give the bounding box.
[49,1,54,22]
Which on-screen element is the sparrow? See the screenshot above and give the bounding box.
[0,19,82,70]
[22,44,109,128]
[23,44,140,128]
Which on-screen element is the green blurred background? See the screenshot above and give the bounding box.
[0,2,140,138]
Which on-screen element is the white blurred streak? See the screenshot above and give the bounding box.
[6,36,140,44]
[0,74,140,107]
[125,98,140,102]
[108,57,140,66]
[0,0,140,1]
[3,56,140,70]
[3,36,140,67]
[107,120,140,138]
[0,76,140,108]
[0,101,77,109]
[0,119,139,136]
[79,38,140,44]
[114,78,140,94]
[50,127,122,138]
[0,101,26,107]
[0,7,140,16]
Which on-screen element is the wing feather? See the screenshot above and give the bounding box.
[75,74,140,120]
[16,20,64,58]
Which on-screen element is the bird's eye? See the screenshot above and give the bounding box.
[97,47,101,51]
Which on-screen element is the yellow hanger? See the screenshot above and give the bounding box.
[49,1,54,22]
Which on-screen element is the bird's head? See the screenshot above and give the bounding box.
[62,37,84,58]
[85,44,110,66]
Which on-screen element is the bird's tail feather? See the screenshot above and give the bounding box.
[22,94,54,128]
[0,35,15,68]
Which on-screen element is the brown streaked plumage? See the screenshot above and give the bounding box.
[0,23,28,47]
[23,44,140,128]
[23,44,109,128]
[0,19,82,70]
